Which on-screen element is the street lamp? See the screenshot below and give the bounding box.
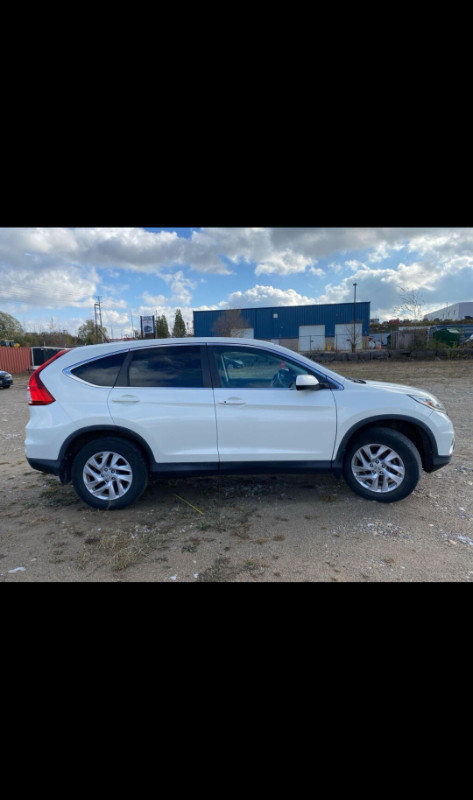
[353,282,358,351]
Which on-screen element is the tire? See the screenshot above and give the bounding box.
[342,427,422,503]
[71,437,148,510]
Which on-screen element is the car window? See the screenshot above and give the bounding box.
[128,346,204,388]
[212,346,311,389]
[71,352,127,386]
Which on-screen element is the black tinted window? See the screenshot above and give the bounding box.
[128,346,204,388]
[212,346,310,389]
[71,352,126,386]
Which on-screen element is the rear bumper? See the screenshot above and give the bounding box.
[27,457,62,478]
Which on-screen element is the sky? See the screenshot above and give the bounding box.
[1,227,473,338]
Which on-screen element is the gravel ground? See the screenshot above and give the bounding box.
[1,360,472,582]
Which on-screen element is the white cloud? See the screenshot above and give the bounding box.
[161,271,197,306]
[316,255,473,320]
[0,265,98,309]
[255,252,313,276]
[224,284,317,308]
[142,291,169,308]
[2,227,473,332]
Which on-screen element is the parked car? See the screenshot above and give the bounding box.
[0,369,13,389]
[25,338,455,510]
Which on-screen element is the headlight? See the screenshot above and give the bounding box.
[408,394,447,414]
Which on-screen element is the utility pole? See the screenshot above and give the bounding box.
[94,297,102,343]
[94,296,109,343]
[353,283,358,351]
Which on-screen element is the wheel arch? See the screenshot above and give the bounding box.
[332,414,438,477]
[58,425,154,483]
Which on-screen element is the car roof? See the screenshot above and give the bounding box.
[66,336,289,356]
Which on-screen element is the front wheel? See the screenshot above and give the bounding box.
[71,437,148,510]
[343,427,421,503]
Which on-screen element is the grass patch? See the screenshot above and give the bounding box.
[76,522,180,572]
[197,556,268,582]
[39,485,77,507]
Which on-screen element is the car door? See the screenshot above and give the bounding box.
[108,344,218,464]
[208,344,337,464]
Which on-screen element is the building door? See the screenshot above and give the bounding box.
[298,325,325,352]
[335,323,362,351]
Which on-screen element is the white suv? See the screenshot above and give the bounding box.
[25,337,455,510]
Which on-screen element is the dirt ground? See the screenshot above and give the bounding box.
[1,360,472,582]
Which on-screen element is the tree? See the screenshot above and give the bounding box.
[172,308,187,338]
[338,323,361,352]
[155,314,170,338]
[211,309,250,337]
[0,311,24,342]
[77,319,108,345]
[393,288,426,321]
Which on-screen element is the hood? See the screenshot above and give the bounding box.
[346,377,437,400]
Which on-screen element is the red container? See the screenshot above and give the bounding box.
[0,347,32,374]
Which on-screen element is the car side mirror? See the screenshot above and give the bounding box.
[296,374,321,390]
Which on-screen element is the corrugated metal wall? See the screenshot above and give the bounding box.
[193,303,371,339]
[0,347,32,374]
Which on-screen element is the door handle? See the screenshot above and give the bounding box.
[218,397,246,405]
[111,395,140,404]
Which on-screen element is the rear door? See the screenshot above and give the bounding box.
[108,344,218,464]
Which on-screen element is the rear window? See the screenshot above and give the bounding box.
[128,346,204,388]
[71,352,127,386]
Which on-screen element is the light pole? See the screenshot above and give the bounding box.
[353,282,357,351]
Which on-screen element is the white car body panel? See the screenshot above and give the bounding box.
[107,386,218,462]
[213,385,336,461]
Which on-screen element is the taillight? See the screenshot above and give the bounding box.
[27,349,69,406]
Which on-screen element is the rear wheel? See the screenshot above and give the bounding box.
[71,437,148,509]
[343,427,421,502]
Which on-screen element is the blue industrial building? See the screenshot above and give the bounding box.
[193,302,371,352]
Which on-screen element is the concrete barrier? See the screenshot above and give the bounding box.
[305,347,473,363]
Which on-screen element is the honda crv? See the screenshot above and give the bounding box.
[25,338,455,510]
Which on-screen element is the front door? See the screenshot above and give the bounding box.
[208,344,337,464]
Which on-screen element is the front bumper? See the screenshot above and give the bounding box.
[426,453,453,472]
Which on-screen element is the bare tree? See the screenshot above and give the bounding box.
[338,323,362,352]
[212,309,251,337]
[393,287,426,321]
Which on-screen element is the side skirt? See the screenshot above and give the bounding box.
[150,461,333,478]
